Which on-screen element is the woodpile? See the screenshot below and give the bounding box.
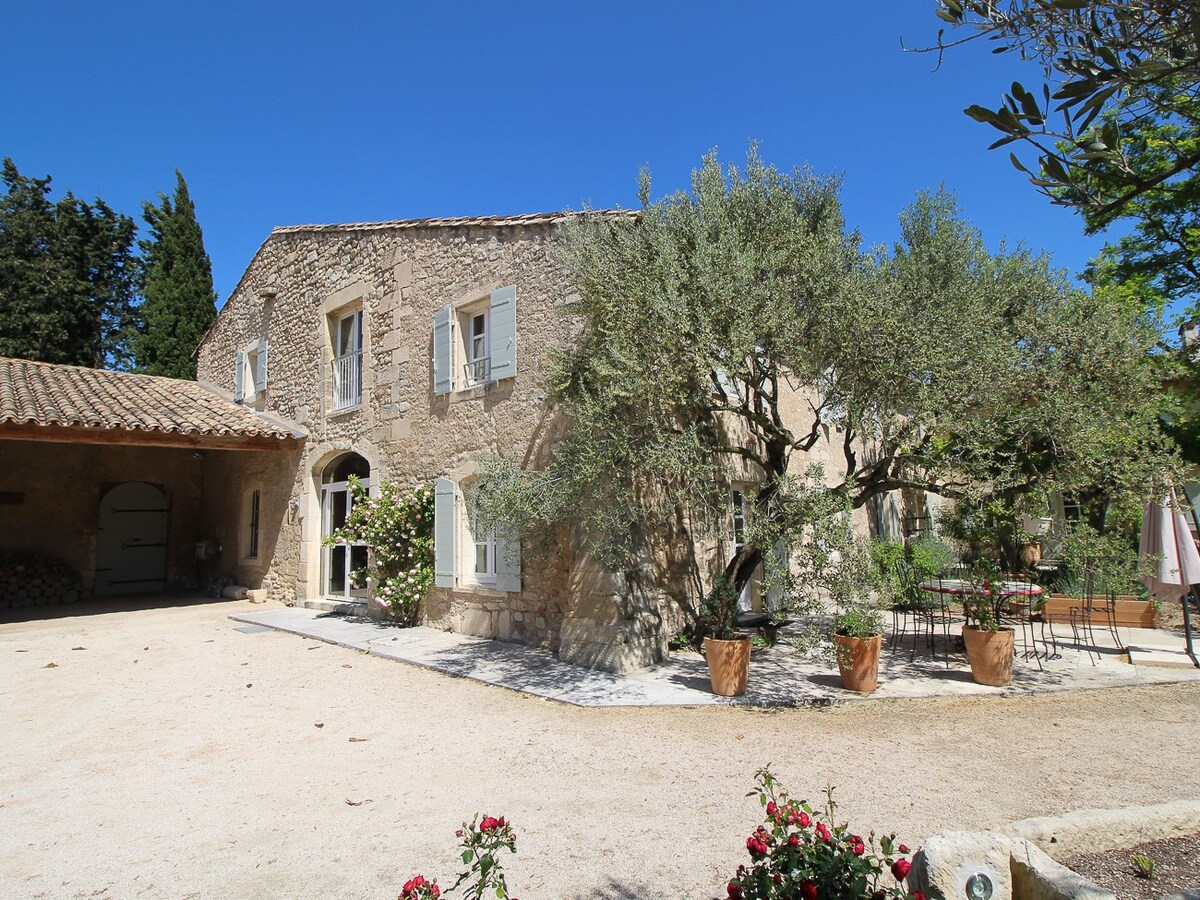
[0,553,86,609]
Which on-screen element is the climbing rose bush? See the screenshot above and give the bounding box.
[398,814,518,900]
[725,768,923,900]
[326,478,434,625]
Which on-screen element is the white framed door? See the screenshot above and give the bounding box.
[321,476,370,600]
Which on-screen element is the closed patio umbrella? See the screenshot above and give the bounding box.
[1139,488,1200,667]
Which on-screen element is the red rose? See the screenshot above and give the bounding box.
[727,883,743,900]
[815,823,831,842]
[852,841,865,856]
[788,835,800,847]
[430,888,440,898]
[800,880,818,900]
[912,893,926,900]
[773,874,783,885]
[766,801,777,817]
[891,858,912,881]
[480,816,498,833]
[898,844,910,854]
[798,812,811,828]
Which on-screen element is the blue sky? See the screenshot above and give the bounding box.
[4,2,1113,305]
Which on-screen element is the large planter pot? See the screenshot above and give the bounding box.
[834,633,882,693]
[962,625,1015,687]
[703,635,751,697]
[1043,596,1160,629]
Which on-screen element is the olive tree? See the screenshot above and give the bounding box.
[477,150,1170,615]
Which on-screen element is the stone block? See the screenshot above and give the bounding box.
[459,607,496,638]
[911,831,1021,900]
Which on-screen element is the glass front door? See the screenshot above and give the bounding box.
[321,453,370,600]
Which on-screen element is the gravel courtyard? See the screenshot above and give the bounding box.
[2,598,1198,900]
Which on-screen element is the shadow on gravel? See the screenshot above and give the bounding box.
[577,878,657,899]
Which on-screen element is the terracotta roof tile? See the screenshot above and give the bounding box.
[0,357,303,442]
[272,208,636,235]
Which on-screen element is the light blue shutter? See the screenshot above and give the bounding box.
[233,351,245,401]
[488,286,517,382]
[494,526,521,593]
[254,339,268,393]
[433,308,453,395]
[433,477,457,588]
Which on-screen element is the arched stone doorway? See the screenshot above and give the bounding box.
[320,452,370,600]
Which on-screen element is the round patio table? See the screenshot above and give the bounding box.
[916,579,1043,597]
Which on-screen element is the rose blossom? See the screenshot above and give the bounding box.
[891,858,912,881]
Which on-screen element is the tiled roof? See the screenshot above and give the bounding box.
[272,208,637,235]
[0,357,302,442]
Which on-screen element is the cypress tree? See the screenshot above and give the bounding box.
[0,158,138,367]
[137,171,217,379]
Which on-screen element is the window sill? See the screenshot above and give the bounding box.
[328,403,362,418]
[453,582,509,598]
[446,376,513,404]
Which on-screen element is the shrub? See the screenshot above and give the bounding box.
[326,478,434,624]
[725,768,922,900]
[398,814,518,900]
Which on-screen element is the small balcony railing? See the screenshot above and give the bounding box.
[464,356,491,385]
[333,350,362,410]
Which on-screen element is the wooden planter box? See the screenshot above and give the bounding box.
[1041,595,1160,629]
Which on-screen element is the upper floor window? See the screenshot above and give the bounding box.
[333,309,363,410]
[234,339,268,403]
[433,286,516,395]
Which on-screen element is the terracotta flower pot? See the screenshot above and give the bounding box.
[962,625,1015,686]
[703,635,751,696]
[834,633,882,693]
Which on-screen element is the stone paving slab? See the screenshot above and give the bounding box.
[230,608,717,707]
[231,608,1200,708]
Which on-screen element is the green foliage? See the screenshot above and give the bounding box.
[1051,520,1151,597]
[700,573,742,641]
[0,158,138,368]
[727,768,918,900]
[870,535,957,608]
[324,478,433,624]
[930,1,1200,228]
[136,171,217,379]
[1131,853,1156,880]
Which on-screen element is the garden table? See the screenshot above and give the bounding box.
[914,580,1045,667]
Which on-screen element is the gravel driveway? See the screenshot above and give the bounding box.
[2,599,1198,899]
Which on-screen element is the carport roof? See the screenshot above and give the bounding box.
[0,356,305,450]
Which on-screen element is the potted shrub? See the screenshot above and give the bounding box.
[832,601,885,693]
[960,563,1015,686]
[797,531,895,694]
[701,574,752,696]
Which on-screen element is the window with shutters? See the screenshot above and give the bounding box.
[433,285,517,395]
[433,475,521,592]
[235,338,268,404]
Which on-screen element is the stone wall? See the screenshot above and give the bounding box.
[197,222,673,671]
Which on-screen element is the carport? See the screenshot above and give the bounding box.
[0,356,304,607]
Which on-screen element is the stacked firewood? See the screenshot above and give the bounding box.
[0,554,84,609]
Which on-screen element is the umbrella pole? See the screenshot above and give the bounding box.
[1185,588,1200,669]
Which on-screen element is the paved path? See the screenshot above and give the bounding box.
[231,607,720,706]
[232,606,1200,707]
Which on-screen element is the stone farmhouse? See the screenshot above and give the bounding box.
[1,210,918,674]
